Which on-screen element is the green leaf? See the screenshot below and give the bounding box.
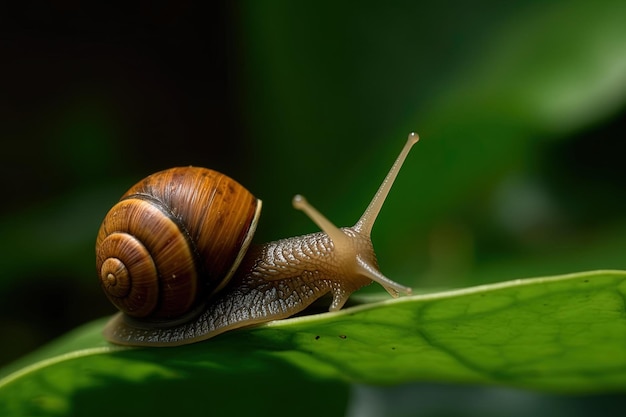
[2,270,626,416]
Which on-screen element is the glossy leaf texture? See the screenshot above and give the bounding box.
[2,270,626,416]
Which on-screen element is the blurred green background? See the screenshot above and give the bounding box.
[1,1,625,415]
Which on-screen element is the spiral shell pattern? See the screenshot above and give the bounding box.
[96,167,261,319]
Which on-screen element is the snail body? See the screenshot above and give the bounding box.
[98,133,419,346]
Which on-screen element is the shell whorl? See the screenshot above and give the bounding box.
[96,167,261,319]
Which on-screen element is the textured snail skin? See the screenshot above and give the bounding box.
[104,230,374,346]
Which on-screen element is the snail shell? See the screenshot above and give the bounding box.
[96,167,261,319]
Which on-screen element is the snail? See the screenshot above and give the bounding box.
[96,133,419,346]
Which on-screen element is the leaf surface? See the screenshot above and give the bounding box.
[2,270,625,416]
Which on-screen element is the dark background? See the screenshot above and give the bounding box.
[1,2,625,415]
[1,2,247,363]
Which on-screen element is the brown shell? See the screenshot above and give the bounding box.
[96,167,261,319]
